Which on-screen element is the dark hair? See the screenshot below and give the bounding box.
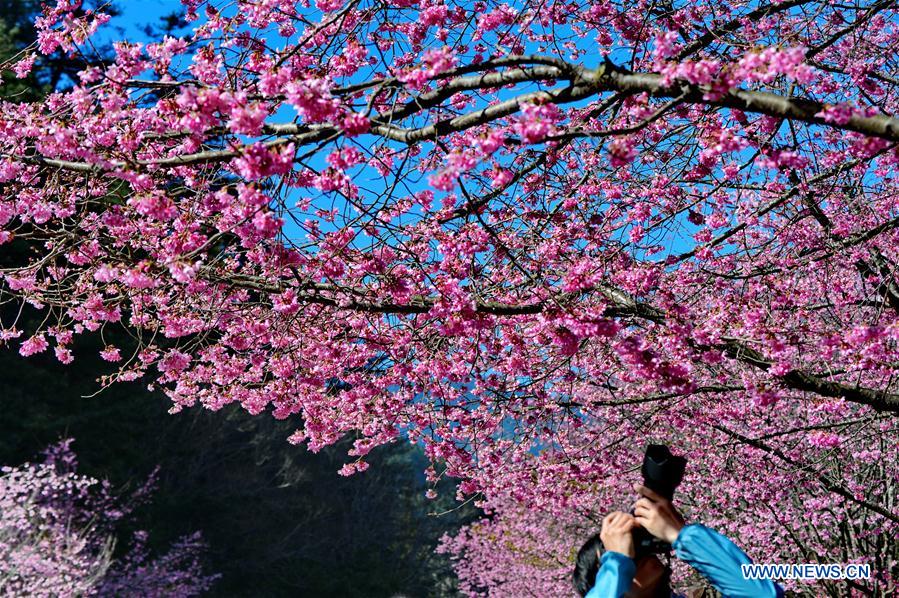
[655,566,673,598]
[572,533,603,597]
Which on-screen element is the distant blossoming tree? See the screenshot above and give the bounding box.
[0,440,217,596]
[0,0,897,594]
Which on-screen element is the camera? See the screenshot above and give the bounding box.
[632,444,687,558]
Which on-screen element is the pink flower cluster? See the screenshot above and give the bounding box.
[0,0,897,594]
[34,0,110,55]
[513,101,562,144]
[398,46,459,89]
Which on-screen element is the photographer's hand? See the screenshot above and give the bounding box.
[600,511,637,558]
[632,484,685,544]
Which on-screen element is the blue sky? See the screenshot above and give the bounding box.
[106,0,186,41]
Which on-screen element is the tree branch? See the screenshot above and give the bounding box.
[713,424,899,524]
[15,55,899,173]
[601,69,899,142]
[213,269,899,413]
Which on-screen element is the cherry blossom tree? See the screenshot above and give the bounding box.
[0,439,217,597]
[0,0,897,594]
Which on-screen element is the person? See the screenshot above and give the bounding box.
[573,484,784,598]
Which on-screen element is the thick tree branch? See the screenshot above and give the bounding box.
[720,340,899,412]
[601,69,899,141]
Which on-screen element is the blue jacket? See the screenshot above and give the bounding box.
[585,523,784,598]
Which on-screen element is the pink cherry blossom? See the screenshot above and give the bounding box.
[1,1,898,594]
